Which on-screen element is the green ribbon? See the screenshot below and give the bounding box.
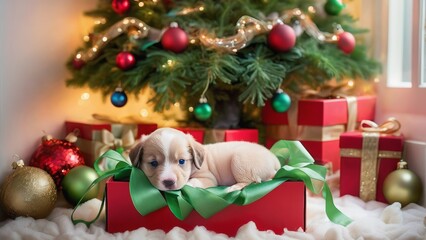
[71,140,352,227]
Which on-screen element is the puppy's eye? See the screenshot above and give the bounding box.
[178,159,185,165]
[150,160,159,168]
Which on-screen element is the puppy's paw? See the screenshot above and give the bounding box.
[226,182,250,193]
[187,178,203,188]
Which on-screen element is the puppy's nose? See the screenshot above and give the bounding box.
[162,179,176,189]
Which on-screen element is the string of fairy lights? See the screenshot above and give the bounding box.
[74,0,355,121]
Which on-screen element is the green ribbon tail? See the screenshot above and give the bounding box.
[322,183,353,226]
[70,166,128,226]
[129,168,167,216]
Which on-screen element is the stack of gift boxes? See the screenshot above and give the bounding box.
[262,95,405,204]
[64,120,305,236]
[65,96,405,235]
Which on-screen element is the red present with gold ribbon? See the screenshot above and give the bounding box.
[339,118,404,203]
[204,129,259,144]
[263,92,376,172]
[175,127,205,143]
[175,128,258,144]
[65,116,157,166]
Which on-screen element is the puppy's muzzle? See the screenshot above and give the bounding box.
[162,179,176,189]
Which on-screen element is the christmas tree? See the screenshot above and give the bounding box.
[66,0,380,128]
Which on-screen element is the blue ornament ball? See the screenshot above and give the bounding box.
[111,90,127,107]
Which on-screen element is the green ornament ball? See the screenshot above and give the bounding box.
[61,165,99,206]
[194,103,212,121]
[272,91,291,113]
[324,0,345,16]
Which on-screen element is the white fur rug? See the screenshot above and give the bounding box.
[1,177,425,240]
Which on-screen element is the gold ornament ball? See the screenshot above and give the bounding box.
[383,161,423,207]
[0,162,57,219]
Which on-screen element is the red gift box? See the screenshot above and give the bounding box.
[106,179,306,236]
[65,120,157,140]
[65,120,157,166]
[340,131,403,203]
[175,128,205,143]
[204,129,259,144]
[262,96,376,172]
[262,96,376,126]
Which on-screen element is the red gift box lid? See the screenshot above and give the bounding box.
[65,120,157,140]
[106,179,305,236]
[262,96,376,126]
[340,131,403,151]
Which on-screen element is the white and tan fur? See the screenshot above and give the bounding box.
[129,128,281,192]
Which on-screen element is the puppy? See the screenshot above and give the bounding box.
[129,128,281,192]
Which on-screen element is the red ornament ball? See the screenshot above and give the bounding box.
[337,31,356,54]
[268,23,296,52]
[161,23,189,53]
[29,136,85,188]
[116,51,136,70]
[112,0,130,14]
[72,58,85,70]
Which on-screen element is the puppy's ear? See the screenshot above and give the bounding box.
[186,134,205,170]
[129,137,146,168]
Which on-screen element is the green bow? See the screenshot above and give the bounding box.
[71,140,352,227]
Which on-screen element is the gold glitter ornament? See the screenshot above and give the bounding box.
[0,160,57,219]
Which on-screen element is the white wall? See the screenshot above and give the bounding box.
[0,1,94,180]
[0,1,185,183]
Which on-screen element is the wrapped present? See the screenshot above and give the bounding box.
[263,95,376,172]
[340,119,403,203]
[106,179,305,235]
[71,141,352,236]
[175,127,205,143]
[204,129,258,144]
[65,120,157,166]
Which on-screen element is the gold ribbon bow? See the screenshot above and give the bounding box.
[341,118,402,201]
[97,129,136,171]
[360,118,401,134]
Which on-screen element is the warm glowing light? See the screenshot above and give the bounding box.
[123,19,129,25]
[174,102,180,107]
[188,107,194,112]
[117,28,123,33]
[92,47,98,52]
[94,18,106,25]
[190,39,196,44]
[83,35,90,42]
[76,53,82,59]
[199,6,205,11]
[308,6,316,13]
[331,35,338,41]
[138,2,145,7]
[374,78,380,83]
[102,37,108,42]
[140,109,149,117]
[347,80,354,87]
[81,92,90,100]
